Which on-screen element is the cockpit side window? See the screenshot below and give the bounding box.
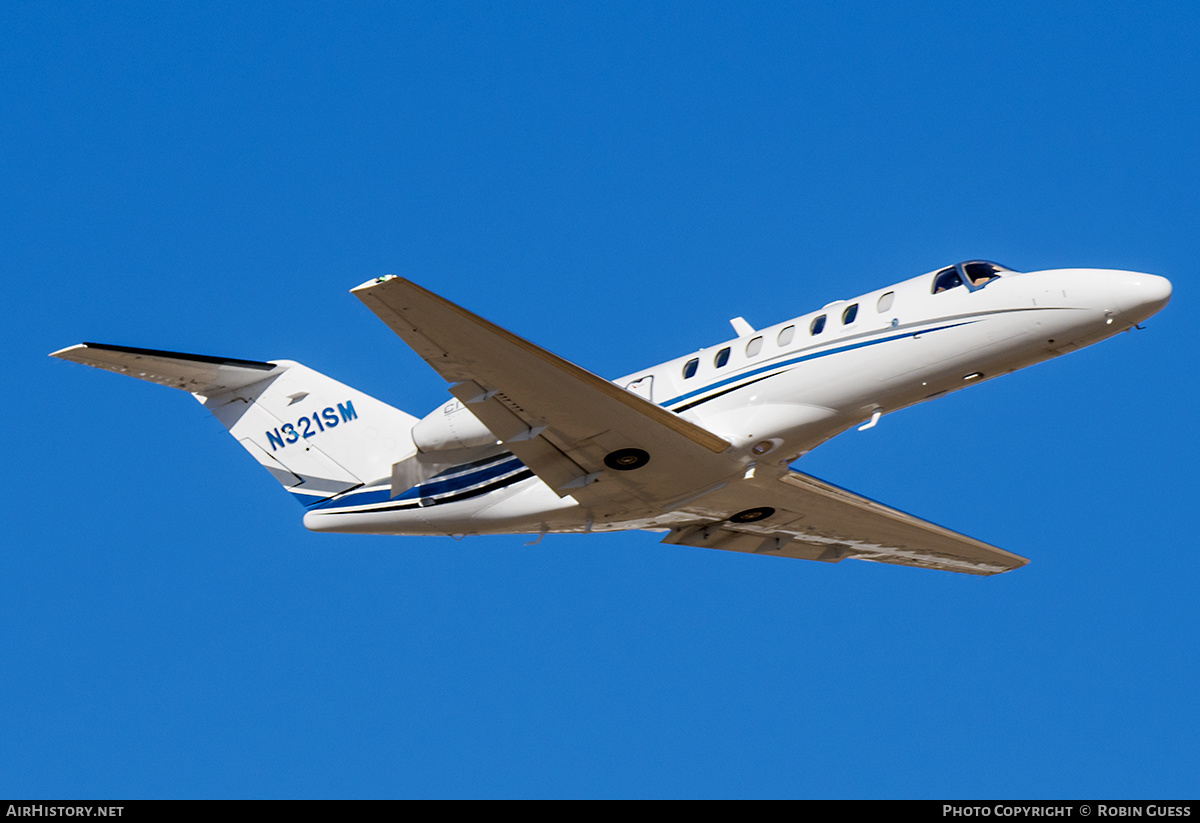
[934,260,1015,294]
[963,261,1003,288]
[932,267,963,294]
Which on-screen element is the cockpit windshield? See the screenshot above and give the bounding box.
[932,260,1017,294]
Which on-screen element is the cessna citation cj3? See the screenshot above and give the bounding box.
[52,261,1171,575]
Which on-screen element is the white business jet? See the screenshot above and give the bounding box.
[52,261,1171,575]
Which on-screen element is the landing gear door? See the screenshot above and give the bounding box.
[624,375,654,402]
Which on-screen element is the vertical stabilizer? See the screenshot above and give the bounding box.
[204,360,420,506]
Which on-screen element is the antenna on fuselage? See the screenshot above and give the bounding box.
[729,317,754,337]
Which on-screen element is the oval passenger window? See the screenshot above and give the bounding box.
[877,292,894,313]
[842,304,858,324]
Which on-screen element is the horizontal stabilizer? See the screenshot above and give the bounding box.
[50,343,283,395]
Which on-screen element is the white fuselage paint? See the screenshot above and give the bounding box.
[303,266,1171,537]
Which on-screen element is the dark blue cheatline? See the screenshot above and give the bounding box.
[302,453,531,515]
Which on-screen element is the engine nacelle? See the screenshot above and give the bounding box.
[411,398,499,452]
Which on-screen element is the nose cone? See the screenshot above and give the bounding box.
[1110,270,1172,324]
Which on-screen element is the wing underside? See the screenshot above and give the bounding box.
[352,276,738,519]
[663,470,1028,575]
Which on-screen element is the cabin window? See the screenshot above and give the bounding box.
[932,267,963,294]
[745,336,763,357]
[810,315,826,335]
[682,358,699,379]
[877,291,894,313]
[714,347,731,368]
[842,304,858,325]
[777,325,795,346]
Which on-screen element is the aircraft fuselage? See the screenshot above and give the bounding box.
[301,263,1171,538]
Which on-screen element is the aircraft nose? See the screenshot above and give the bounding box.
[1109,270,1172,324]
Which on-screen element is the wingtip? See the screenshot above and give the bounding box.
[350,274,409,294]
[49,343,88,360]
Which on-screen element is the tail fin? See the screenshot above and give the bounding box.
[51,343,419,507]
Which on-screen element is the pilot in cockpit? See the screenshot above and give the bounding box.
[933,261,1012,293]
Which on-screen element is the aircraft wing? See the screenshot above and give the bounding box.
[661,469,1028,575]
[352,276,736,519]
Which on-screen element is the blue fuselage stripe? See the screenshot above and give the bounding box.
[658,321,973,409]
[305,456,527,511]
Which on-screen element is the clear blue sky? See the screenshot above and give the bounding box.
[3,1,1197,798]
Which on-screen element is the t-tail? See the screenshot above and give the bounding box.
[50,343,419,507]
